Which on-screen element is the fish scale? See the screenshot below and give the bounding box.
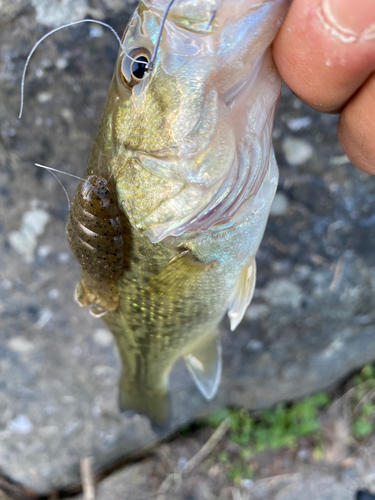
[102,224,243,423]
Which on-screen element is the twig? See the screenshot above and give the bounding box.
[329,253,346,290]
[181,417,230,475]
[351,388,375,417]
[80,457,95,500]
[333,381,375,424]
[268,236,289,254]
[254,472,301,485]
[157,417,230,498]
[231,488,244,500]
[156,474,177,500]
[311,254,332,269]
[331,386,356,422]
[275,481,301,497]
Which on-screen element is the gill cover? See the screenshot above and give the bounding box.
[102,0,288,242]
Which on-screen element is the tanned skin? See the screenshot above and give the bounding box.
[273,0,375,174]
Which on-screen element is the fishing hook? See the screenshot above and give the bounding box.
[206,10,216,29]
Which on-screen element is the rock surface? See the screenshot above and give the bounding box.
[1,0,375,496]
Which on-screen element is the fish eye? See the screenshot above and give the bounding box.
[121,48,151,87]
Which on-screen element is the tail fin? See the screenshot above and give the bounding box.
[118,374,170,426]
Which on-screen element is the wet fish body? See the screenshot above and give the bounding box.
[68,0,289,424]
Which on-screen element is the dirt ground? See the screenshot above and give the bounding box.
[75,412,375,500]
[70,379,375,500]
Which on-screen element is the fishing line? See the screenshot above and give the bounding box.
[19,19,124,119]
[19,1,186,118]
[148,0,179,73]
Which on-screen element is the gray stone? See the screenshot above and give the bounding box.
[1,0,375,497]
[248,468,368,500]
[8,207,50,262]
[92,328,115,348]
[261,278,303,309]
[269,192,289,216]
[282,137,313,165]
[30,0,88,28]
[245,304,270,321]
[7,336,35,354]
[286,115,312,131]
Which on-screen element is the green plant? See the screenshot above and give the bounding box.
[227,462,254,487]
[188,364,375,487]
[352,417,373,438]
[218,451,229,464]
[205,392,330,454]
[350,364,375,439]
[353,364,375,386]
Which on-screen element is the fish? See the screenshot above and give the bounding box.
[67,0,290,425]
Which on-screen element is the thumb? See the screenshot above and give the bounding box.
[273,0,375,113]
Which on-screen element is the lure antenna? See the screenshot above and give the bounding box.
[35,163,82,208]
[35,163,85,208]
[19,19,123,119]
[34,163,84,181]
[148,0,179,72]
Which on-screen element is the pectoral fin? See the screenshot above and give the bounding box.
[149,249,215,290]
[227,257,256,331]
[184,332,222,401]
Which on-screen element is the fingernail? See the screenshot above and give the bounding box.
[323,0,375,38]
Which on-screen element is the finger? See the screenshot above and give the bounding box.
[273,0,375,112]
[338,72,375,174]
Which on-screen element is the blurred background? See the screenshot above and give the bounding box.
[1,1,375,499]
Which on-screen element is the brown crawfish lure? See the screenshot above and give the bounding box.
[67,175,126,317]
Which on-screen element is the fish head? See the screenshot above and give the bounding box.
[88,0,289,242]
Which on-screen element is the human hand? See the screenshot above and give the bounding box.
[273,0,375,174]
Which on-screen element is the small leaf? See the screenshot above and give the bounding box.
[352,418,374,438]
[219,452,229,463]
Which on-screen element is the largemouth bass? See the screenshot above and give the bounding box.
[67,0,289,424]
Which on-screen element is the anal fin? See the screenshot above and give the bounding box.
[184,332,222,401]
[227,257,256,331]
